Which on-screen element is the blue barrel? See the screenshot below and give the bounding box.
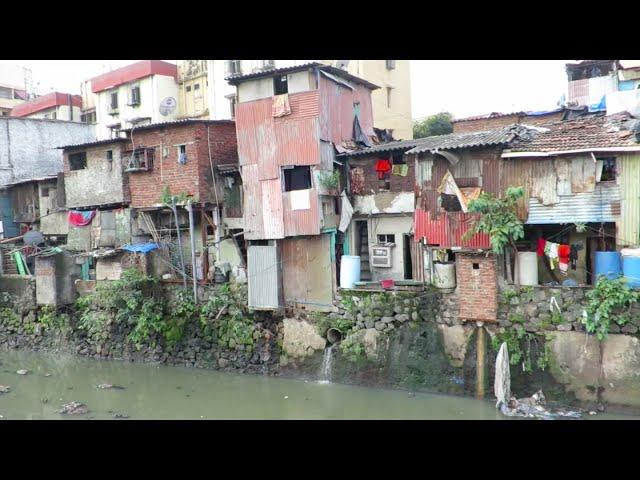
[623,256,640,288]
[594,251,622,281]
[340,256,361,289]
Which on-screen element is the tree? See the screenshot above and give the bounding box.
[413,112,454,138]
[464,186,525,285]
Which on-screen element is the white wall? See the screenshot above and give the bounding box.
[23,105,82,121]
[95,74,179,139]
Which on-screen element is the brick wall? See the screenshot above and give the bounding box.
[452,111,564,133]
[455,253,497,321]
[349,152,415,194]
[126,122,237,209]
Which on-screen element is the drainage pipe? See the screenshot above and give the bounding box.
[326,328,343,344]
[186,200,198,303]
[475,321,486,399]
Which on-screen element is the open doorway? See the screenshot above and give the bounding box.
[403,234,414,279]
[354,220,371,281]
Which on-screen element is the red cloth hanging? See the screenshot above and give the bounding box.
[537,238,546,256]
[375,159,391,180]
[558,244,571,260]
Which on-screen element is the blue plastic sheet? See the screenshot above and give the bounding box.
[121,243,159,254]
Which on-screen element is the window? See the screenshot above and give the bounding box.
[472,263,480,270]
[283,165,311,191]
[386,87,393,108]
[386,60,396,70]
[106,150,113,161]
[274,75,288,95]
[125,148,154,172]
[51,111,57,120]
[69,152,87,171]
[377,234,396,244]
[392,152,406,165]
[229,95,237,119]
[80,111,96,123]
[41,187,50,197]
[129,86,140,106]
[178,145,187,164]
[110,91,118,109]
[441,193,462,212]
[194,83,200,90]
[0,87,11,99]
[227,60,241,75]
[597,157,616,182]
[262,60,275,69]
[186,85,192,92]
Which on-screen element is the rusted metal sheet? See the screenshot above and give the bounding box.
[248,244,281,310]
[527,184,621,224]
[618,153,640,246]
[320,140,335,171]
[281,90,320,119]
[570,155,596,193]
[242,164,263,240]
[414,207,491,248]
[281,234,334,310]
[282,188,320,237]
[318,75,375,146]
[499,158,532,220]
[261,178,285,239]
[451,157,482,182]
[274,117,320,167]
[530,159,558,205]
[481,156,500,195]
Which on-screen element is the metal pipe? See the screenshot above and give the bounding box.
[170,198,187,289]
[475,322,486,399]
[186,201,198,303]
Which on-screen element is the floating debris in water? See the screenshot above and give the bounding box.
[16,369,29,375]
[112,413,130,419]
[0,385,10,394]
[450,376,465,385]
[41,398,48,404]
[284,396,289,399]
[96,384,125,390]
[59,401,89,416]
[498,390,583,419]
[44,373,51,377]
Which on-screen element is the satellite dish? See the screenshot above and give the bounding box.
[159,97,177,116]
[24,230,44,246]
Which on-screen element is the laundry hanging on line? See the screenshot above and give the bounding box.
[375,159,391,179]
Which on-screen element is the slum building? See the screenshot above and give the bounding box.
[337,138,423,283]
[227,62,379,311]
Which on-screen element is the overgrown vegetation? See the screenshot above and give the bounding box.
[317,170,341,192]
[200,283,256,351]
[491,328,551,373]
[159,185,190,206]
[583,276,639,340]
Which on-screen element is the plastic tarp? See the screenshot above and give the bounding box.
[68,210,96,226]
[121,243,160,254]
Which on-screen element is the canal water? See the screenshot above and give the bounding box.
[0,350,636,420]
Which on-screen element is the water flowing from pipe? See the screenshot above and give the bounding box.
[319,345,335,384]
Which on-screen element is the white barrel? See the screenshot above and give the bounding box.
[340,255,361,289]
[433,262,456,289]
[517,252,538,286]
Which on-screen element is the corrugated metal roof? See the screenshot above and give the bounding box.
[225,63,380,90]
[526,185,621,224]
[405,125,528,155]
[0,175,57,189]
[120,118,234,133]
[57,137,129,150]
[337,138,423,157]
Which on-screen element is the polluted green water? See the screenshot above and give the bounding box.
[0,349,637,420]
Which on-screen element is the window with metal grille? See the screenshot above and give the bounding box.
[386,60,396,70]
[69,152,87,171]
[194,83,200,90]
[129,86,141,106]
[597,157,617,182]
[377,234,395,244]
[124,148,154,172]
[228,60,241,75]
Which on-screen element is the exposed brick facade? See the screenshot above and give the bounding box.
[452,111,564,134]
[348,152,415,194]
[125,121,237,209]
[455,253,498,322]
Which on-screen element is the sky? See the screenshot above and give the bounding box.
[2,60,570,121]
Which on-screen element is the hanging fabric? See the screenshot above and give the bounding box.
[537,238,547,257]
[350,167,365,195]
[68,210,96,226]
[544,241,559,270]
[375,159,392,179]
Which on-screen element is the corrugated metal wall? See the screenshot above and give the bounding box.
[281,234,334,310]
[527,185,621,224]
[618,154,640,246]
[282,189,320,237]
[414,208,491,248]
[248,244,281,310]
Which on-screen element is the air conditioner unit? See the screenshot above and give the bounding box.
[371,245,392,268]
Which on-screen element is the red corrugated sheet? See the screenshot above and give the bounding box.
[283,189,320,237]
[414,208,491,249]
[11,92,82,117]
[90,60,177,93]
